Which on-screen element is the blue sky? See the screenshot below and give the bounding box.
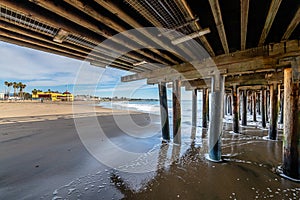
[0,41,192,100]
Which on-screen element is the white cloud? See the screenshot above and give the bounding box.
[0,42,81,80]
[0,42,194,100]
[96,80,152,93]
[0,42,129,87]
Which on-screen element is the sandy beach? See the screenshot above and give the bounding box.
[0,101,299,199]
[0,101,114,119]
[0,101,128,143]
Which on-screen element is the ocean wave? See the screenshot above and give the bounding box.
[99,100,198,117]
[110,101,161,114]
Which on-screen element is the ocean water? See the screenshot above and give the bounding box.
[99,100,204,126]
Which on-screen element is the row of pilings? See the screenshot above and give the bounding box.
[224,85,284,136]
[157,67,299,181]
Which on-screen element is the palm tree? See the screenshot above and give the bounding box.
[18,82,22,96]
[32,89,38,99]
[22,84,26,97]
[23,92,31,100]
[32,89,38,95]
[5,81,13,97]
[13,82,19,97]
[18,82,23,97]
[4,81,8,97]
[19,83,26,98]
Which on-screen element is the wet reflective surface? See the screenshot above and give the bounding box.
[53,115,299,199]
[1,113,299,199]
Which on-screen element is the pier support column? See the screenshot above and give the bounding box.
[282,67,300,180]
[173,80,181,144]
[277,84,282,124]
[208,75,225,161]
[241,90,247,126]
[192,89,197,127]
[252,91,257,122]
[266,90,269,122]
[158,82,170,141]
[261,87,266,128]
[207,90,210,121]
[279,91,284,124]
[232,85,239,133]
[257,93,261,115]
[249,91,253,115]
[239,91,241,120]
[228,95,232,115]
[202,88,209,128]
[278,84,281,121]
[268,83,279,140]
[224,94,228,116]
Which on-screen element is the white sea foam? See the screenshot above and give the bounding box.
[99,100,207,127]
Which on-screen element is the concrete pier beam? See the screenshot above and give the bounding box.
[232,85,239,133]
[268,83,279,140]
[192,89,197,127]
[158,82,170,141]
[173,80,181,144]
[208,75,225,161]
[282,67,300,180]
[241,90,247,126]
[202,88,209,128]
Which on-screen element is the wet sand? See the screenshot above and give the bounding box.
[0,103,299,199]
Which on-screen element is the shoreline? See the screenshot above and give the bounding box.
[0,100,132,120]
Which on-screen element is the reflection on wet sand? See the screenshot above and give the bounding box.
[43,116,299,200]
[109,123,299,199]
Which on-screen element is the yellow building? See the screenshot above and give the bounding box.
[32,91,73,101]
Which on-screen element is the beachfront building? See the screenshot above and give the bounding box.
[0,92,4,100]
[32,91,73,102]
